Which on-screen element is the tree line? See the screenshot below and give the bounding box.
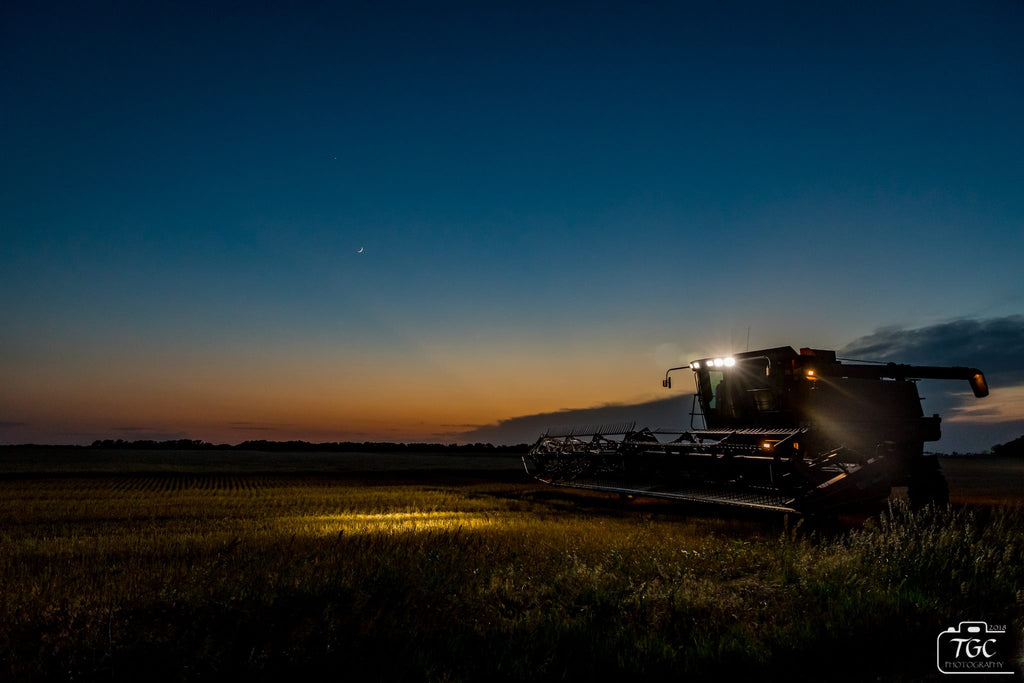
[86,438,530,454]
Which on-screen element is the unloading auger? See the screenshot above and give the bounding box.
[523,346,988,513]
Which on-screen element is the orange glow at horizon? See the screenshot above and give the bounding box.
[9,324,1017,447]
[1,334,680,444]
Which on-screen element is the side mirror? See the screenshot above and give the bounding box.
[662,378,671,388]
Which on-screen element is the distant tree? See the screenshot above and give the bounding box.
[991,435,1024,458]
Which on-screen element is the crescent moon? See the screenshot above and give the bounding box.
[357,247,364,254]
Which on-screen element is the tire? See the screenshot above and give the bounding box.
[908,456,949,509]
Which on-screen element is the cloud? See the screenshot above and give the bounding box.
[431,431,471,439]
[842,315,1024,434]
[946,385,1024,423]
[228,421,283,432]
[461,395,694,445]
[109,427,192,441]
[840,315,1024,383]
[833,317,1024,450]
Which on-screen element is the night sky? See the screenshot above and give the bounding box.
[3,1,1022,451]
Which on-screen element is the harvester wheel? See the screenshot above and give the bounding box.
[908,456,949,509]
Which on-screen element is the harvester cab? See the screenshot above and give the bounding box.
[524,346,988,514]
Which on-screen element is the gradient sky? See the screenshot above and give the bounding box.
[2,1,1022,450]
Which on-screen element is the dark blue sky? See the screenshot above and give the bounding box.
[2,1,1022,448]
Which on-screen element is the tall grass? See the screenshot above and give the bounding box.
[1,476,1021,681]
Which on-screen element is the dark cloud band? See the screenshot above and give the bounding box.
[841,315,1024,382]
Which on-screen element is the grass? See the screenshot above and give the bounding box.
[1,473,1022,681]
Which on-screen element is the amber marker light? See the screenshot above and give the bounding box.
[970,372,989,398]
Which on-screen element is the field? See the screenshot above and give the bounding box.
[1,449,1023,681]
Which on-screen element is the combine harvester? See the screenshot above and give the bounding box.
[524,346,988,514]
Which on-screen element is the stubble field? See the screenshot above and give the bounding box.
[1,449,1022,681]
